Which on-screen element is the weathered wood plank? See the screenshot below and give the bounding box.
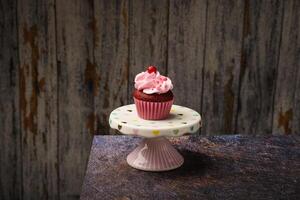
[128,0,169,102]
[93,0,129,135]
[17,0,58,199]
[273,0,300,135]
[202,0,244,135]
[56,0,94,199]
[236,0,284,135]
[168,0,207,113]
[0,0,21,199]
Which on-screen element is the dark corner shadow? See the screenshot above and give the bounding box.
[154,150,213,178]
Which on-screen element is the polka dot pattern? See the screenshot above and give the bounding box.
[109,104,201,138]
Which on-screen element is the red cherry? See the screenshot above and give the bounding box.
[147,66,157,74]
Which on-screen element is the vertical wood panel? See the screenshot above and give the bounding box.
[94,0,129,135]
[273,0,300,135]
[236,0,284,135]
[0,0,21,199]
[202,0,244,135]
[168,0,207,112]
[2,1,300,199]
[56,0,94,199]
[18,0,58,199]
[128,0,169,101]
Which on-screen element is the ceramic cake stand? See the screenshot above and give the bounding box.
[109,104,201,171]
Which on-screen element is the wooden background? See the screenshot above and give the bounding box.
[1,0,299,199]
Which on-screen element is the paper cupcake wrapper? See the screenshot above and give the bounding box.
[134,98,174,120]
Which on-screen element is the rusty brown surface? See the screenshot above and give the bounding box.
[21,23,39,135]
[88,16,99,47]
[86,113,99,135]
[85,59,100,97]
[81,135,300,200]
[121,1,128,28]
[278,109,293,135]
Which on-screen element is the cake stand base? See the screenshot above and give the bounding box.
[127,137,184,171]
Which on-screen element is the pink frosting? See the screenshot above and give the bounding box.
[134,71,173,94]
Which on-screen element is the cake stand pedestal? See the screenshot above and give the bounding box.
[127,137,184,171]
[109,104,201,171]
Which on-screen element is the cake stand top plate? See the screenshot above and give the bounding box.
[109,104,201,138]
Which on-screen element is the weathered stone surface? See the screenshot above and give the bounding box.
[81,135,300,200]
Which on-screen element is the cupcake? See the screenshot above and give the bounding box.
[133,66,174,120]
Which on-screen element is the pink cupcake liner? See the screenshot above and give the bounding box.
[134,98,173,120]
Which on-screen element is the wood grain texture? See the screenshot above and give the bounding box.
[236,0,284,135]
[273,0,300,135]
[0,0,21,199]
[168,0,207,113]
[81,135,300,200]
[2,1,300,199]
[128,0,169,102]
[94,0,129,135]
[18,0,58,199]
[56,0,94,199]
[202,0,244,135]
